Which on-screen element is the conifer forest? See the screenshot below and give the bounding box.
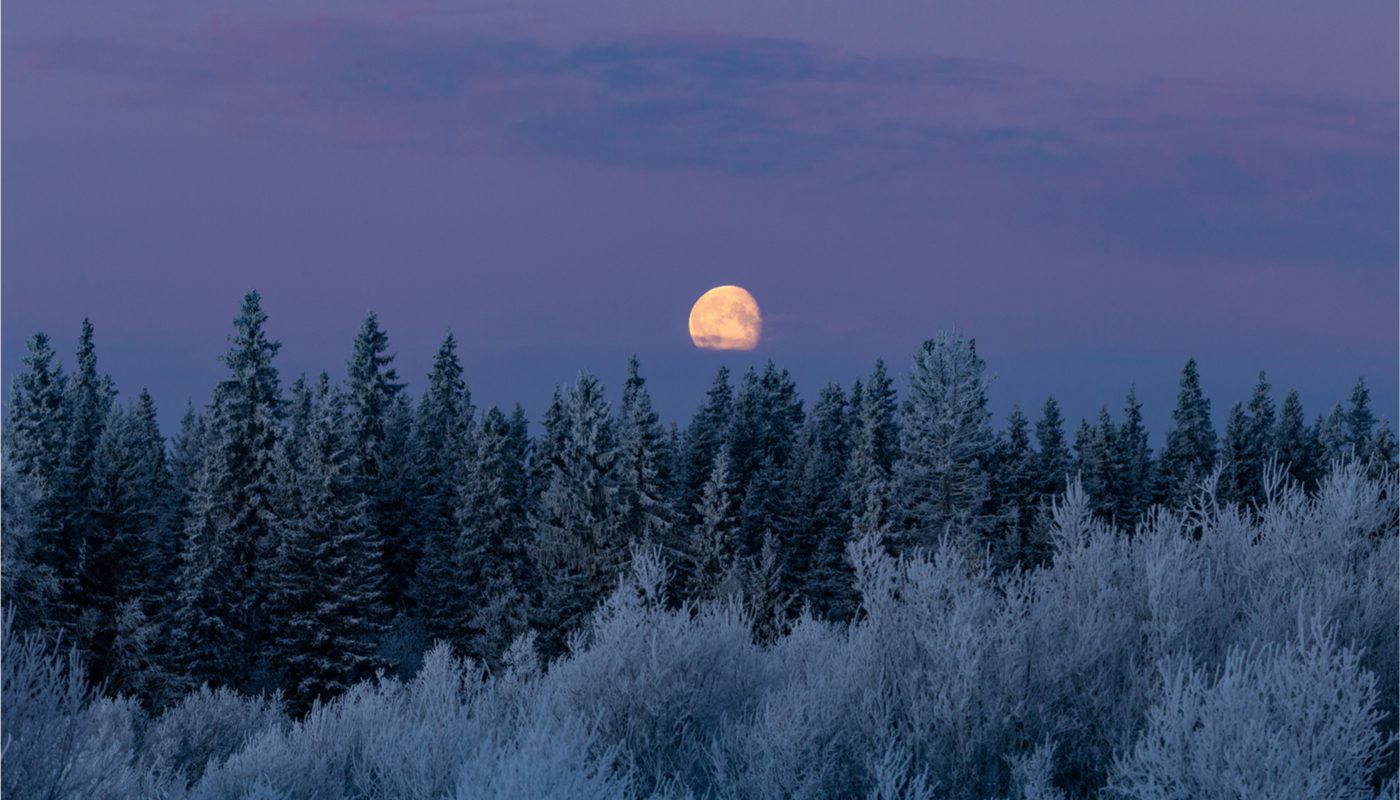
[3,292,1396,799]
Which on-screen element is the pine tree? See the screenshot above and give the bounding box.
[1276,390,1319,490]
[894,332,996,552]
[730,362,804,557]
[789,383,852,618]
[1318,405,1349,465]
[1034,396,1071,502]
[529,372,621,657]
[1073,412,1119,521]
[846,359,899,538]
[990,405,1038,563]
[679,368,734,532]
[2,333,70,630]
[266,376,385,713]
[1217,403,1253,507]
[1343,377,1376,460]
[614,357,674,552]
[530,387,569,507]
[1157,358,1217,506]
[1114,387,1153,524]
[686,448,741,603]
[410,333,475,612]
[173,291,283,691]
[58,320,116,627]
[343,312,412,618]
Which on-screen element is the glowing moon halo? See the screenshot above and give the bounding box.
[689,285,762,350]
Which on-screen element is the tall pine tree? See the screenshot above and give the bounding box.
[1156,358,1216,506]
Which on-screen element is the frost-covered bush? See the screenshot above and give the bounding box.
[4,462,1395,798]
[1109,622,1389,800]
[142,684,287,784]
[1,613,175,799]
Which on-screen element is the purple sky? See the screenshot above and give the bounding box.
[4,1,1396,439]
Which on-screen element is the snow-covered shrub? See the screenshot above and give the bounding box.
[1,613,173,799]
[141,684,287,784]
[1109,621,1390,800]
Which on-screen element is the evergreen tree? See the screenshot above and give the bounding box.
[80,390,174,693]
[1317,406,1349,465]
[990,405,1038,563]
[1217,403,1253,507]
[614,357,674,552]
[1114,387,1153,524]
[529,373,621,657]
[686,448,741,603]
[789,383,852,618]
[1343,377,1376,460]
[1157,358,1217,506]
[343,312,412,617]
[266,376,385,713]
[1034,396,1071,502]
[1073,411,1119,521]
[410,333,475,611]
[57,320,116,626]
[846,359,899,538]
[1276,389,1319,490]
[729,362,804,557]
[679,367,734,532]
[173,291,283,691]
[530,387,569,507]
[2,333,70,630]
[894,332,996,552]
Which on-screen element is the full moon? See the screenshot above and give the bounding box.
[689,285,762,350]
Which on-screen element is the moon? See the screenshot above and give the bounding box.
[689,285,762,350]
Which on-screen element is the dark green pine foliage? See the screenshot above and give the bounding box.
[1034,396,1072,502]
[1113,387,1153,525]
[529,373,621,658]
[895,332,996,553]
[678,367,734,533]
[173,291,283,691]
[81,391,174,695]
[530,387,569,508]
[1073,411,1120,522]
[60,320,117,627]
[1156,358,1217,507]
[1343,378,1377,460]
[344,312,411,615]
[1219,373,1277,507]
[614,357,675,554]
[1217,404,1253,507]
[989,405,1038,564]
[730,363,804,559]
[1276,389,1320,490]
[410,334,475,610]
[267,376,385,713]
[789,383,852,620]
[846,359,899,539]
[453,406,533,666]
[2,333,70,631]
[685,447,742,603]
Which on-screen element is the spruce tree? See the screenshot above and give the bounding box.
[2,333,70,630]
[678,367,734,533]
[846,359,899,538]
[990,405,1038,563]
[1114,387,1153,524]
[1157,358,1217,506]
[1217,403,1253,507]
[614,357,674,552]
[1034,396,1071,502]
[410,333,475,611]
[730,362,804,557]
[58,320,116,626]
[1073,412,1118,521]
[344,312,412,615]
[173,291,283,691]
[894,332,996,552]
[81,390,174,694]
[686,448,741,603]
[266,375,385,712]
[789,383,851,618]
[1276,389,1319,490]
[529,372,621,657]
[1343,377,1376,460]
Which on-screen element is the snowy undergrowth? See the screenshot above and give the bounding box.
[4,464,1395,800]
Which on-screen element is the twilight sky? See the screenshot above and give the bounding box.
[4,1,1396,438]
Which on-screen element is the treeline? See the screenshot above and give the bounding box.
[2,290,1395,712]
